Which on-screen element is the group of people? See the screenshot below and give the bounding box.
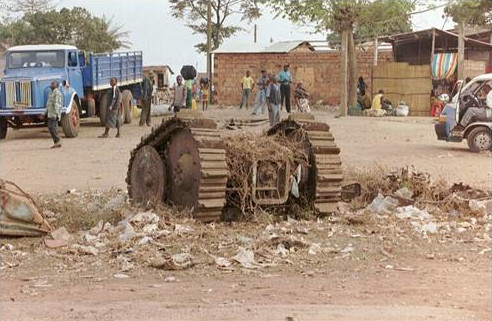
[239,65,311,126]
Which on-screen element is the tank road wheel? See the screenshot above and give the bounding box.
[127,115,228,222]
[99,92,108,126]
[87,98,96,117]
[129,146,166,205]
[122,90,133,124]
[268,114,343,215]
[467,127,492,152]
[61,100,80,138]
[0,117,7,140]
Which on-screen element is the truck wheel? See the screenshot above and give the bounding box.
[87,98,96,117]
[61,100,80,138]
[99,93,108,126]
[122,90,133,124]
[0,117,7,140]
[467,127,492,152]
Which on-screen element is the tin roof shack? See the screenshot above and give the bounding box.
[380,28,492,78]
[213,40,393,106]
[143,65,174,89]
[373,28,492,116]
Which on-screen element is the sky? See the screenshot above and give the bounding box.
[58,0,454,73]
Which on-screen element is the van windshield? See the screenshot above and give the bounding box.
[8,51,65,68]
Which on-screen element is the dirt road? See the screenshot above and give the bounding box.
[1,108,491,321]
[1,109,490,193]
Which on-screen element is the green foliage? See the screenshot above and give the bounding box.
[444,0,492,26]
[0,7,130,52]
[169,0,262,52]
[267,0,415,41]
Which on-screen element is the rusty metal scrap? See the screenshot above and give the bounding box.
[0,180,51,237]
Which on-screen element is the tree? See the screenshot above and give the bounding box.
[169,0,262,52]
[444,0,492,79]
[0,0,55,14]
[267,0,415,115]
[0,7,130,52]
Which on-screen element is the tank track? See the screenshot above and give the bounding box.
[126,112,228,222]
[268,113,343,215]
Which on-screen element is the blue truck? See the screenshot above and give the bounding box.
[0,44,143,139]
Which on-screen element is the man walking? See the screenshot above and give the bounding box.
[277,64,292,113]
[140,73,154,126]
[252,69,269,115]
[46,80,63,148]
[99,77,121,138]
[239,70,254,109]
[172,75,186,115]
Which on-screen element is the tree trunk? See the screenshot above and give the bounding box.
[348,28,357,110]
[457,22,465,80]
[340,28,349,116]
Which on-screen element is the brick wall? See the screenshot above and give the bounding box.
[213,49,393,106]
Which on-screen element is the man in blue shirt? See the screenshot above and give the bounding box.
[277,64,292,113]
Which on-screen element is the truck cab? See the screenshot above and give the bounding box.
[0,45,85,139]
[435,73,492,152]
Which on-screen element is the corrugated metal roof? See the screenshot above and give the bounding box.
[214,40,314,54]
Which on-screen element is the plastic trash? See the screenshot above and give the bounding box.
[367,193,399,213]
[396,102,409,116]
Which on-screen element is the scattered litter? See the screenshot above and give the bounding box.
[119,222,137,243]
[72,244,98,256]
[113,273,129,279]
[232,247,260,269]
[88,220,104,235]
[396,206,431,221]
[274,244,289,257]
[174,224,194,236]
[341,244,355,254]
[131,211,159,225]
[51,227,72,243]
[215,257,232,268]
[164,276,176,283]
[151,253,194,270]
[308,243,322,255]
[367,193,398,213]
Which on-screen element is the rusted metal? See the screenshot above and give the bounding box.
[252,160,291,205]
[0,180,51,237]
[127,112,228,222]
[129,146,166,205]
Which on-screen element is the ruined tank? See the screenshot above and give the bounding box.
[126,110,350,222]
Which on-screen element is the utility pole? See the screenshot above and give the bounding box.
[340,29,349,116]
[206,0,212,104]
[457,21,465,80]
[254,24,257,44]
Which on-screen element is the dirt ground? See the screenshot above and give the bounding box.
[1,107,491,321]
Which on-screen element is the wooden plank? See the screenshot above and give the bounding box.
[200,161,227,169]
[198,199,225,208]
[198,148,225,154]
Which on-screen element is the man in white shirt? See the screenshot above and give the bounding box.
[453,84,492,132]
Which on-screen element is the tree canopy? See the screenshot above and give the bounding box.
[0,7,130,53]
[169,0,262,52]
[444,0,492,27]
[0,0,54,14]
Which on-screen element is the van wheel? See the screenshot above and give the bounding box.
[0,117,7,140]
[61,100,80,138]
[122,90,133,124]
[99,93,108,126]
[467,127,492,152]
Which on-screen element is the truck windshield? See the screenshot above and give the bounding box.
[8,51,65,68]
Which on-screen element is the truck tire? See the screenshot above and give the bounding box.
[467,127,492,152]
[87,98,96,117]
[0,117,7,140]
[99,92,108,126]
[61,100,80,138]
[122,90,133,124]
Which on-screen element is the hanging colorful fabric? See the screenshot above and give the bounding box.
[431,53,458,79]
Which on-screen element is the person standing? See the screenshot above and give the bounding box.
[200,80,209,111]
[99,77,122,138]
[266,75,281,126]
[172,75,186,115]
[277,64,292,113]
[46,80,63,148]
[239,70,254,109]
[140,74,153,126]
[357,76,366,95]
[252,69,269,115]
